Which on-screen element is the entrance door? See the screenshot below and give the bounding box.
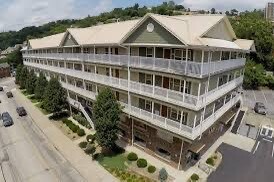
[260,126,274,138]
[161,105,168,118]
[163,77,169,89]
[164,49,171,59]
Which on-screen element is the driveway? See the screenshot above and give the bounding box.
[208,140,274,182]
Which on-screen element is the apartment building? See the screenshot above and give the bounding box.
[265,2,274,22]
[22,13,254,169]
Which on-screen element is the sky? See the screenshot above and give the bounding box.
[0,0,269,31]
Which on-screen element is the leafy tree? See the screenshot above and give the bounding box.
[159,168,168,182]
[43,78,67,113]
[25,69,37,94]
[35,72,48,100]
[19,66,28,89]
[93,87,122,150]
[231,10,274,70]
[15,64,23,84]
[243,60,267,89]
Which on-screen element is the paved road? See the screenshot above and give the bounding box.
[0,78,86,182]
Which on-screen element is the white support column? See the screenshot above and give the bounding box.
[185,49,188,74]
[177,140,184,170]
[193,114,197,128]
[153,74,155,95]
[201,50,204,75]
[108,46,111,61]
[151,102,154,117]
[229,51,232,60]
[131,119,134,146]
[219,51,222,61]
[197,82,201,102]
[109,67,112,77]
[127,46,131,116]
[179,111,183,130]
[183,80,186,102]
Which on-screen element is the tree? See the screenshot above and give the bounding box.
[230,9,238,16]
[93,87,122,150]
[43,78,67,113]
[159,168,168,182]
[35,72,48,100]
[231,10,274,70]
[243,60,267,89]
[15,64,23,84]
[211,8,216,14]
[19,66,28,89]
[25,69,37,94]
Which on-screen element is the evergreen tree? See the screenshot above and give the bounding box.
[159,168,168,182]
[26,69,37,94]
[35,72,48,100]
[93,87,122,150]
[19,66,28,89]
[43,78,67,113]
[15,64,23,84]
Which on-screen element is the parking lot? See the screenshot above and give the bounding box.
[208,140,274,182]
[243,90,274,117]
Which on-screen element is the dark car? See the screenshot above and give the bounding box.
[0,87,3,91]
[6,92,13,98]
[16,107,27,116]
[2,112,13,127]
[254,102,267,115]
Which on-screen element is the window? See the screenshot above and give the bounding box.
[105,48,109,54]
[145,74,152,85]
[145,100,152,112]
[221,52,230,60]
[114,48,119,55]
[185,81,191,94]
[83,48,89,53]
[168,108,181,122]
[218,75,228,87]
[231,52,237,59]
[170,78,181,91]
[84,65,92,72]
[85,82,93,91]
[154,103,161,115]
[106,68,110,76]
[146,48,153,57]
[95,48,98,54]
[228,74,233,82]
[174,49,182,60]
[182,112,188,125]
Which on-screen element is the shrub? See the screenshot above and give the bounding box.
[69,124,78,133]
[137,158,147,168]
[147,165,156,173]
[77,129,86,136]
[79,141,88,148]
[85,144,96,155]
[191,173,199,181]
[127,152,138,161]
[73,113,92,128]
[49,111,70,120]
[206,157,215,166]
[159,168,168,182]
[86,134,95,143]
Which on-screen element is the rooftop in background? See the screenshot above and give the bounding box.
[0,63,10,68]
[265,2,274,22]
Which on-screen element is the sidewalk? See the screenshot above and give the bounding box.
[13,89,116,182]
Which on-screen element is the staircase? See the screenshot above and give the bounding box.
[67,97,95,129]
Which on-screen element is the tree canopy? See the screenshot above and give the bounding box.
[93,87,122,150]
[25,69,37,94]
[35,72,48,100]
[43,78,67,113]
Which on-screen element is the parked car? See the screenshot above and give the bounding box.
[6,91,13,98]
[16,107,27,116]
[2,112,13,127]
[0,86,3,91]
[254,102,267,115]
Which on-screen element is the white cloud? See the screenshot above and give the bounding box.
[180,0,267,12]
[0,0,74,31]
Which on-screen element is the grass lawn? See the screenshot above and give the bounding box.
[21,89,29,96]
[97,153,130,170]
[36,102,51,115]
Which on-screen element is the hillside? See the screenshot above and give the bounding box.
[0,1,185,50]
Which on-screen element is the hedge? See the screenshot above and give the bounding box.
[79,141,88,148]
[206,157,215,166]
[85,144,96,155]
[137,158,147,168]
[77,128,86,136]
[147,165,156,173]
[191,173,199,181]
[86,134,95,143]
[127,152,138,161]
[73,113,92,129]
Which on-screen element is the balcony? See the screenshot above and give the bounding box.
[62,80,241,140]
[23,53,246,78]
[24,61,243,110]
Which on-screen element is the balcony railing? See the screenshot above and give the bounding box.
[62,80,241,140]
[24,61,243,110]
[23,53,246,78]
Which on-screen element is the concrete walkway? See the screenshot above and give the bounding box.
[13,89,116,182]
